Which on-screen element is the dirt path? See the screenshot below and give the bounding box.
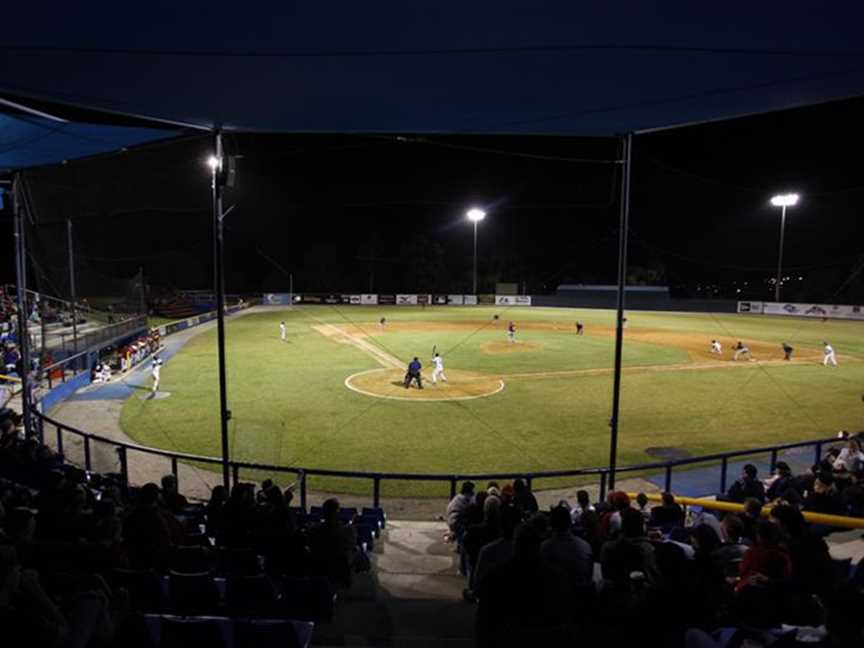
[313,323,405,369]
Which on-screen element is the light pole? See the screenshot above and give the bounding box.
[769,193,799,303]
[466,208,486,294]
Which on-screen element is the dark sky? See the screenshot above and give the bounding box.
[4,96,864,303]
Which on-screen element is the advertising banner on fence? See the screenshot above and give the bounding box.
[378,294,396,305]
[739,301,864,320]
[448,294,465,305]
[495,295,533,306]
[396,294,418,305]
[464,295,478,305]
[361,294,378,305]
[432,295,448,305]
[262,293,293,305]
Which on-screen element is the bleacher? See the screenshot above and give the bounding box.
[0,420,389,648]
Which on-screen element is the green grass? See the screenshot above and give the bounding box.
[120,306,864,495]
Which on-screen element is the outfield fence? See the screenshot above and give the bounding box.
[32,409,838,509]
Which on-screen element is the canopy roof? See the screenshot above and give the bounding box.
[3,1,864,169]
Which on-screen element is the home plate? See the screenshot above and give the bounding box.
[140,391,172,400]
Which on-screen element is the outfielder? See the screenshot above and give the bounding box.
[823,342,838,366]
[733,341,751,361]
[431,352,447,384]
[576,321,584,335]
[710,340,722,354]
[507,321,516,343]
[151,356,163,393]
[279,321,286,341]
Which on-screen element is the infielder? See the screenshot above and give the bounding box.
[404,356,423,389]
[279,321,286,341]
[431,352,447,384]
[507,321,516,343]
[782,342,794,361]
[151,356,163,393]
[710,340,722,354]
[733,341,751,361]
[823,342,838,366]
[576,321,584,335]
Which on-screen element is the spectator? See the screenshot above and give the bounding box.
[634,492,651,521]
[446,481,474,540]
[160,474,188,514]
[765,461,795,501]
[205,484,227,540]
[600,508,661,589]
[599,491,631,540]
[740,497,763,543]
[511,478,538,518]
[123,483,182,569]
[737,520,790,591]
[540,505,593,587]
[833,437,864,473]
[570,489,594,524]
[307,498,358,588]
[725,464,766,503]
[713,513,750,568]
[648,492,683,530]
[463,495,502,585]
[770,504,835,597]
[471,504,519,594]
[803,471,842,515]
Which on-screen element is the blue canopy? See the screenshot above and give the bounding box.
[0,111,178,172]
[2,1,864,168]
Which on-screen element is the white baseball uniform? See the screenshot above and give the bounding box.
[431,355,447,383]
[711,341,722,354]
[279,322,286,341]
[151,358,163,392]
[823,344,837,366]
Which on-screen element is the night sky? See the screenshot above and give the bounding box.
[4,96,864,303]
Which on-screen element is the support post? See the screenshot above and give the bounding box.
[67,219,78,352]
[211,130,232,491]
[607,134,632,492]
[775,204,786,302]
[472,220,478,295]
[12,175,34,440]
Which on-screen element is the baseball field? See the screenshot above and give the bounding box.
[120,306,864,496]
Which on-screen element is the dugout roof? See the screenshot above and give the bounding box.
[3,1,864,170]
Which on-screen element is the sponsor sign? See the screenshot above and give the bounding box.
[447,294,465,305]
[495,295,532,306]
[463,295,478,305]
[478,294,496,305]
[361,294,378,305]
[432,295,448,305]
[396,294,418,305]
[262,293,293,305]
[743,301,864,320]
[378,294,396,305]
[349,295,362,305]
[514,295,532,306]
[323,294,341,304]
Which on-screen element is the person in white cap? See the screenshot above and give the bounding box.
[279,321,286,342]
[823,342,838,367]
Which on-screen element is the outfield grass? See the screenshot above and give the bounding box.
[120,306,864,495]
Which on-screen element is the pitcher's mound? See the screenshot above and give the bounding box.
[345,368,504,401]
[481,340,543,354]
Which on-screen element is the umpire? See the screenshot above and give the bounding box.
[404,356,423,389]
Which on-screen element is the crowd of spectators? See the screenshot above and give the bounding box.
[0,408,379,647]
[721,433,864,520]
[446,471,863,647]
[99,329,162,377]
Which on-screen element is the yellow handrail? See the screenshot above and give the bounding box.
[0,374,22,383]
[627,492,864,530]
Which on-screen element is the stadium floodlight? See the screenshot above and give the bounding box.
[466,208,486,222]
[770,193,799,207]
[769,193,800,302]
[466,208,487,293]
[207,155,221,171]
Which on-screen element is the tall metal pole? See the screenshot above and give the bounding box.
[211,131,231,491]
[12,176,33,439]
[774,204,786,303]
[472,220,478,294]
[289,273,294,305]
[608,133,632,492]
[67,218,78,352]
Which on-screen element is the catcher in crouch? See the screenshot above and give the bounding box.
[404,356,423,389]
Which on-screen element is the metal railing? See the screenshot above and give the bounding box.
[32,410,837,510]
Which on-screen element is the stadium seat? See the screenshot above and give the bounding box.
[234,618,307,648]
[359,512,382,536]
[362,507,386,529]
[281,576,336,622]
[337,507,357,524]
[158,616,226,648]
[226,575,280,617]
[167,571,221,615]
[309,506,324,523]
[219,547,261,576]
[355,523,375,551]
[169,546,214,573]
[111,568,163,612]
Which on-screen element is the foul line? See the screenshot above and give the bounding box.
[313,323,404,369]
